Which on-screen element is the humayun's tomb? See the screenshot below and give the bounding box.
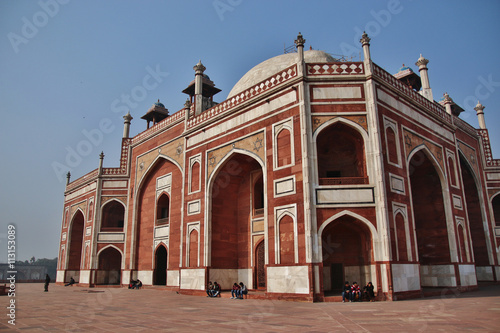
[57,33,500,301]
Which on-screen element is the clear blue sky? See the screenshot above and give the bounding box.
[1,0,499,261]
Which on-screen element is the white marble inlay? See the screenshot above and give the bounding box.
[102,180,127,188]
[274,176,295,197]
[486,173,500,180]
[267,266,309,294]
[476,266,494,281]
[389,174,405,194]
[180,268,205,290]
[392,264,420,292]
[312,86,361,99]
[458,264,477,286]
[97,233,125,242]
[187,200,201,215]
[317,188,374,204]
[137,270,153,285]
[167,270,180,287]
[154,226,169,238]
[452,195,463,209]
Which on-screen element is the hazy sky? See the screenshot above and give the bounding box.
[1,0,499,261]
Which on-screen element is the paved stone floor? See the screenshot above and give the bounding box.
[1,283,500,332]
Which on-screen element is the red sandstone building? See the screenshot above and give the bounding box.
[57,33,500,301]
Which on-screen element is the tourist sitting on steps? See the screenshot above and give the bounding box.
[350,282,361,302]
[65,277,75,287]
[238,282,248,299]
[363,282,375,302]
[231,283,240,299]
[342,281,351,303]
[212,281,221,297]
[206,281,213,297]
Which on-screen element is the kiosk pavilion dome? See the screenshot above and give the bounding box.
[227,50,336,98]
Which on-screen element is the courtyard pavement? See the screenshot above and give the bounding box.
[1,283,500,332]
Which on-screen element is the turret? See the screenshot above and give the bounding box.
[182,61,221,116]
[475,101,486,129]
[123,112,133,138]
[415,54,433,102]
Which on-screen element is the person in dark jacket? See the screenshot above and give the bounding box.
[342,281,351,303]
[65,277,75,286]
[363,282,375,301]
[44,274,50,292]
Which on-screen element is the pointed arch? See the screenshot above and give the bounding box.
[313,118,370,185]
[130,155,183,271]
[319,210,376,291]
[100,199,126,231]
[407,145,457,266]
[458,150,493,267]
[96,245,122,285]
[205,148,266,268]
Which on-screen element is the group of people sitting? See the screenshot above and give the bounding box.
[128,279,142,289]
[230,282,248,299]
[206,281,248,298]
[206,281,221,297]
[342,281,375,302]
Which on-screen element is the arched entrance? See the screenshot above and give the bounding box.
[210,152,264,289]
[409,149,451,286]
[154,245,167,285]
[67,210,85,281]
[321,214,373,293]
[460,155,491,272]
[96,247,122,285]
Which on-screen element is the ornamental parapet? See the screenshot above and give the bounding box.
[373,64,451,124]
[479,129,500,167]
[65,169,98,192]
[306,62,364,75]
[131,109,185,145]
[186,64,298,130]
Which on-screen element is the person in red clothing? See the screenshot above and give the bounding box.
[231,282,240,299]
[350,281,361,302]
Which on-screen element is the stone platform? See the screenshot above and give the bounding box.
[1,283,500,332]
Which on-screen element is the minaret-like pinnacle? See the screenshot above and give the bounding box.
[359,31,371,46]
[194,60,206,74]
[294,32,305,48]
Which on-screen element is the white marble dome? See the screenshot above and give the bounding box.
[227,50,336,99]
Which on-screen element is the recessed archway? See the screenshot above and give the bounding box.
[209,151,264,289]
[101,200,125,231]
[316,121,367,185]
[409,149,450,266]
[321,214,373,293]
[96,246,122,285]
[67,210,85,280]
[460,154,490,268]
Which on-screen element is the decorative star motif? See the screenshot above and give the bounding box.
[253,137,263,152]
[139,162,144,171]
[437,150,442,161]
[404,134,412,148]
[313,118,322,126]
[176,143,183,156]
[209,155,216,167]
[470,154,476,165]
[357,117,365,124]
